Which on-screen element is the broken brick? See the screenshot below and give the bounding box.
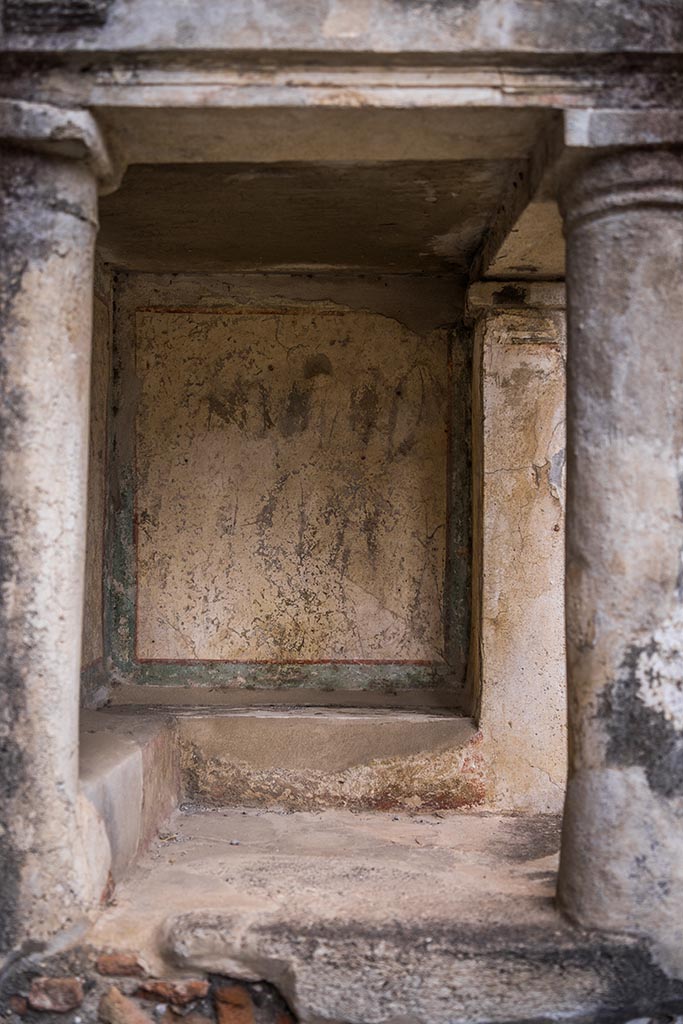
[99,987,154,1024]
[137,979,210,1006]
[28,977,83,1013]
[96,953,147,977]
[8,995,28,1015]
[213,984,255,1024]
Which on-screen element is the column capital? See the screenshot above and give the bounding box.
[0,97,122,194]
[561,147,683,231]
[564,109,683,152]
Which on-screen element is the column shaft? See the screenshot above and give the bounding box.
[0,147,98,953]
[559,149,683,969]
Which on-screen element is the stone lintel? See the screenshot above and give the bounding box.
[564,108,683,150]
[0,97,120,193]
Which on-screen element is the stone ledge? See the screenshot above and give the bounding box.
[79,710,180,881]
[92,705,483,812]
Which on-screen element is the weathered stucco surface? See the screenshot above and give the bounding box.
[3,0,681,57]
[98,160,526,275]
[469,283,567,812]
[109,273,469,692]
[2,0,683,1014]
[135,306,447,665]
[81,256,112,705]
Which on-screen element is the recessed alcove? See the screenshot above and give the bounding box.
[71,143,568,1018]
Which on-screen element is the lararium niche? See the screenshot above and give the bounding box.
[113,295,461,693]
[79,159,563,823]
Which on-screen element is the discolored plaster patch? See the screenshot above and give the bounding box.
[599,613,683,799]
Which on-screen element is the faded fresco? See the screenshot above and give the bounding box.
[134,308,448,668]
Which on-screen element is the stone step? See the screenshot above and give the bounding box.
[174,706,483,811]
[94,705,484,812]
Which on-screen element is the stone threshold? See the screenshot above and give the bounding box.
[86,806,683,1024]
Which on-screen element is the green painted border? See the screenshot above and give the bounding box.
[444,321,472,685]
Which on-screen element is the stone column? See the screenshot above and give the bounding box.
[558,149,683,970]
[0,101,114,958]
[467,283,567,812]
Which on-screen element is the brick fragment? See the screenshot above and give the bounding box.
[213,984,255,1024]
[137,979,210,1006]
[8,995,28,1015]
[99,987,154,1024]
[28,977,83,1013]
[97,953,147,977]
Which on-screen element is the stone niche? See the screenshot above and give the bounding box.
[86,273,471,702]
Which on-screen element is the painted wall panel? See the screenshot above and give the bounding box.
[134,308,448,668]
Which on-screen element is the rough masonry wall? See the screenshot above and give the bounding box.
[110,274,469,693]
[81,254,112,707]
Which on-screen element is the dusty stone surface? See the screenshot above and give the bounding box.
[468,283,567,811]
[559,148,683,976]
[90,704,483,812]
[79,710,181,882]
[81,807,683,1024]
